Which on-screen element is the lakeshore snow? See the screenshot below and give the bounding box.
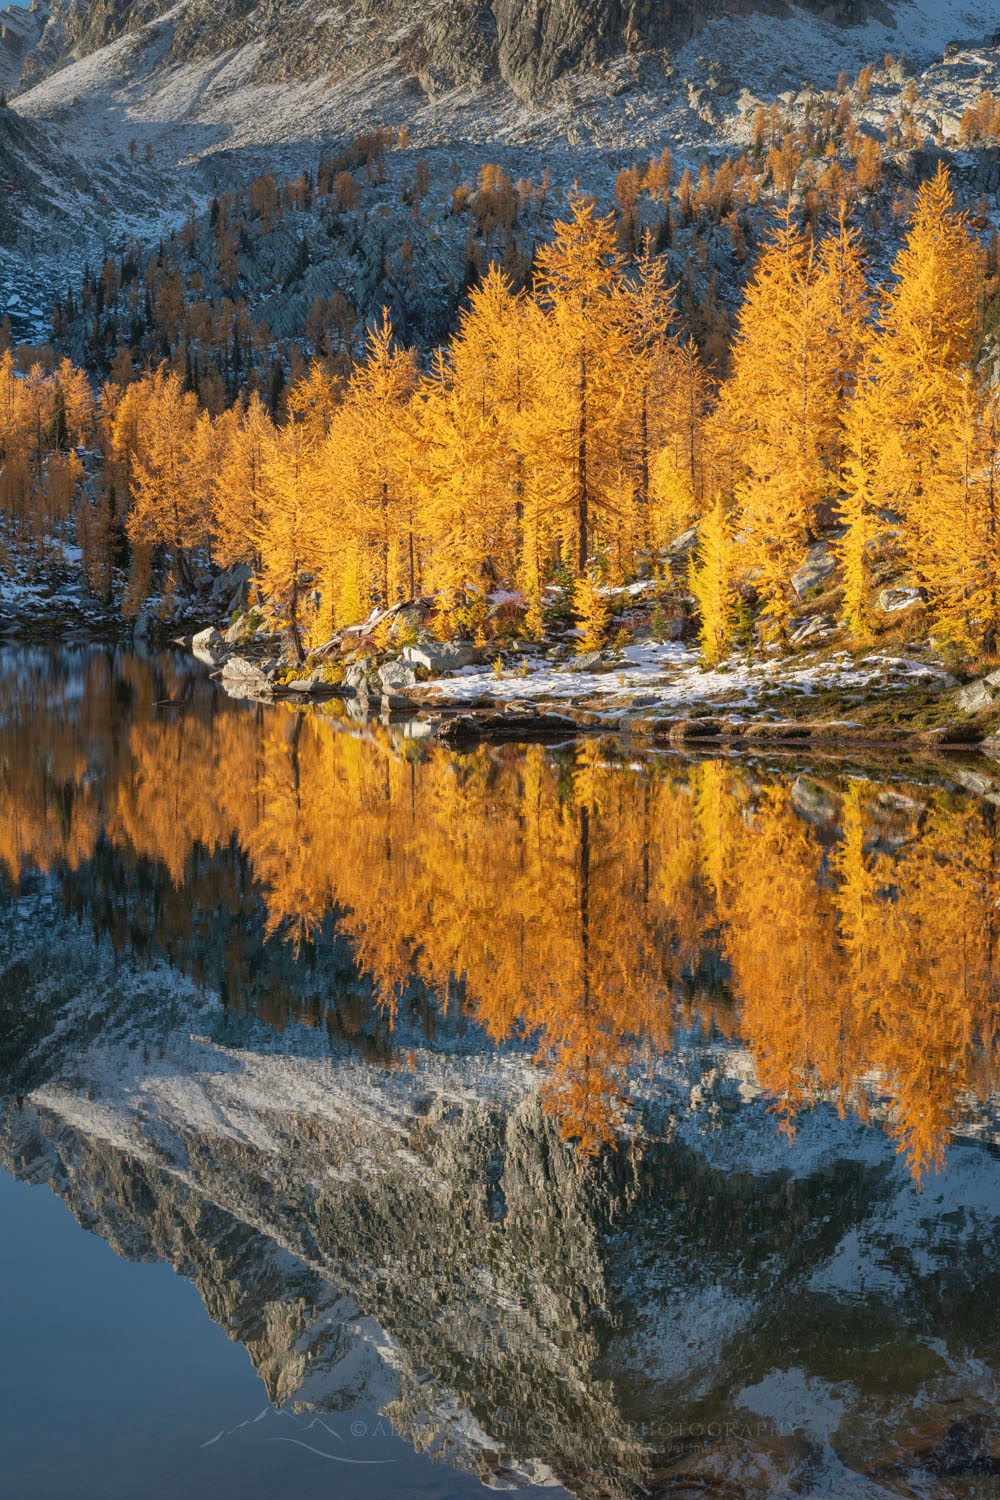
[420,642,955,714]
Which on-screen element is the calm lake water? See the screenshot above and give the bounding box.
[2,645,1000,1499]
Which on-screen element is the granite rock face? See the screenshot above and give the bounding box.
[7,0,896,103]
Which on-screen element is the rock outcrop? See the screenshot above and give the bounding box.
[4,0,902,104]
[0,1,46,95]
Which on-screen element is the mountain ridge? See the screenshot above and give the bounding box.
[5,0,898,105]
[0,1,999,352]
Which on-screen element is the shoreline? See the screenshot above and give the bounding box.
[194,635,1000,764]
[6,618,1000,766]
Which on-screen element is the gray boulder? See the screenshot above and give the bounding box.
[207,563,252,606]
[345,660,377,691]
[667,524,699,559]
[789,614,833,646]
[402,641,479,674]
[790,543,837,597]
[388,603,429,642]
[224,613,248,645]
[567,651,617,673]
[379,659,419,692]
[193,625,224,652]
[955,679,998,715]
[192,625,226,664]
[218,654,277,699]
[221,654,276,685]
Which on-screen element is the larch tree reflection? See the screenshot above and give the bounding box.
[3,668,999,1180]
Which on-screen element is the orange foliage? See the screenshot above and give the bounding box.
[2,664,998,1178]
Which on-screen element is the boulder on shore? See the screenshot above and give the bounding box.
[955,678,999,715]
[220,654,277,689]
[379,659,419,692]
[402,641,479,673]
[438,711,578,744]
[345,660,377,691]
[192,626,226,664]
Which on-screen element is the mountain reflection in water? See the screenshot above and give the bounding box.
[2,645,1000,1498]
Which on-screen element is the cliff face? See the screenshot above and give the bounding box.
[491,0,882,97]
[9,0,896,102]
[0,2,47,94]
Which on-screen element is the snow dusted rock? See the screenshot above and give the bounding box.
[955,679,998,715]
[790,542,837,597]
[567,651,617,673]
[877,586,923,613]
[402,641,480,673]
[379,659,419,692]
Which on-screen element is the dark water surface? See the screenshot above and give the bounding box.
[0,1170,471,1500]
[2,645,1000,1499]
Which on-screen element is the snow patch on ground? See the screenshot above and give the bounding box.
[423,644,954,715]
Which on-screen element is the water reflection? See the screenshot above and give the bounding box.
[5,647,1000,1497]
[2,646,999,1179]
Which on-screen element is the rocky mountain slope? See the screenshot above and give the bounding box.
[3,0,911,104]
[1,0,999,347]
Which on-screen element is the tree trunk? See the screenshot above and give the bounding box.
[577,350,588,574]
[174,545,195,594]
[287,561,305,664]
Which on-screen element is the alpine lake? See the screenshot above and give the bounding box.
[2,644,1000,1500]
